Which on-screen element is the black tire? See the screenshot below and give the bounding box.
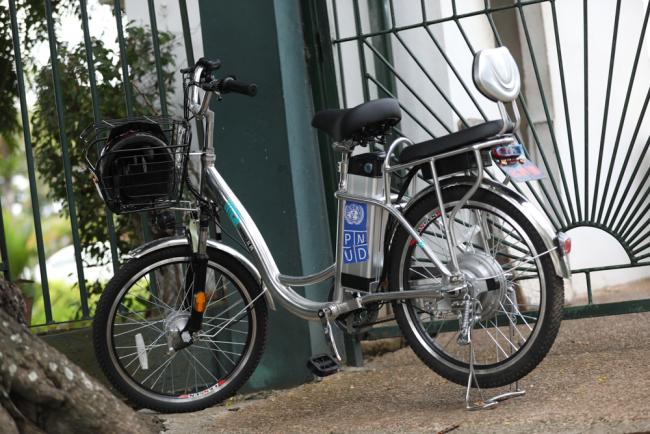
[389,185,563,388]
[93,245,267,413]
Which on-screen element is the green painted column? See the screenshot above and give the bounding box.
[198,0,334,389]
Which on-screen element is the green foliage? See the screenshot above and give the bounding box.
[125,25,176,113]
[1,4,177,325]
[30,23,176,264]
[0,141,22,178]
[3,210,40,299]
[0,0,70,145]
[30,279,81,325]
[2,211,34,279]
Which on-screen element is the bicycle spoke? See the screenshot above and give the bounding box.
[123,332,166,370]
[149,354,178,390]
[139,351,177,386]
[192,344,238,365]
[477,322,511,357]
[184,347,220,384]
[108,256,257,400]
[204,275,225,308]
[503,295,535,331]
[402,200,545,370]
[113,319,165,337]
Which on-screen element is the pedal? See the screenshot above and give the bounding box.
[307,353,340,377]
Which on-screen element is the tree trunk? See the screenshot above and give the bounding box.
[0,279,155,434]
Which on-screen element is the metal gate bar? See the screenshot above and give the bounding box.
[329,0,582,233]
[317,0,650,318]
[0,200,9,281]
[114,0,154,245]
[5,0,186,326]
[80,0,121,273]
[44,0,90,318]
[8,0,53,323]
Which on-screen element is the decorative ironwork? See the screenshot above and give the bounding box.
[321,0,650,315]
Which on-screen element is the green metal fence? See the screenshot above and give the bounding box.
[317,0,650,320]
[1,0,197,327]
[4,0,650,331]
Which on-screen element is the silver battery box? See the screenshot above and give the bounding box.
[341,152,388,292]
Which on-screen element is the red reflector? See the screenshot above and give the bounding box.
[491,143,524,159]
[556,232,571,255]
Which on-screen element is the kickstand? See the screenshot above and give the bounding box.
[464,328,525,410]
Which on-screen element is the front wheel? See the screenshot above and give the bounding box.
[93,245,268,413]
[389,185,564,388]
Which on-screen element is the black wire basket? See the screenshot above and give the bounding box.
[81,116,191,214]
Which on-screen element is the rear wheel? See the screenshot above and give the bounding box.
[389,186,563,387]
[93,245,267,413]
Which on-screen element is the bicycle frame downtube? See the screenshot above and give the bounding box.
[200,142,499,320]
[203,164,451,320]
[204,165,328,320]
[277,264,335,286]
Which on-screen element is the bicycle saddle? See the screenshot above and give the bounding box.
[312,98,401,142]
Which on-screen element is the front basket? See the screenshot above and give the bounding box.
[81,116,191,214]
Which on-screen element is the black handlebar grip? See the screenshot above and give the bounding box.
[196,57,221,71]
[221,77,257,97]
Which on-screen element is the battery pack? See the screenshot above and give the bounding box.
[341,152,388,292]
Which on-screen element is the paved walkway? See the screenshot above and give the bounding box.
[161,312,650,434]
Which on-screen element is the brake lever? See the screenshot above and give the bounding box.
[200,79,221,93]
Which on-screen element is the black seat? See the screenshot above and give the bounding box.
[312,98,401,142]
[399,120,508,164]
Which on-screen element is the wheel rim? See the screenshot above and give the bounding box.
[398,200,547,375]
[106,256,257,403]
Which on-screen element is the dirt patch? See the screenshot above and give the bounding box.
[160,312,650,433]
[360,336,405,359]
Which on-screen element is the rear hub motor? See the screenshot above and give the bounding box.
[457,251,508,320]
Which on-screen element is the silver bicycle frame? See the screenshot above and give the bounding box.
[201,137,522,318]
[202,157,455,320]
[186,64,525,321]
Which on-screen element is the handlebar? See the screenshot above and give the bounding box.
[201,77,257,97]
[185,58,257,117]
[188,64,206,115]
[221,77,257,97]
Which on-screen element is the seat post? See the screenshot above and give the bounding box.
[337,150,350,192]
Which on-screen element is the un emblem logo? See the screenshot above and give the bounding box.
[344,202,365,226]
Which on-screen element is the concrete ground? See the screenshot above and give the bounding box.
[160,312,650,434]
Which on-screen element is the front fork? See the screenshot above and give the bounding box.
[178,205,211,346]
[179,110,222,345]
